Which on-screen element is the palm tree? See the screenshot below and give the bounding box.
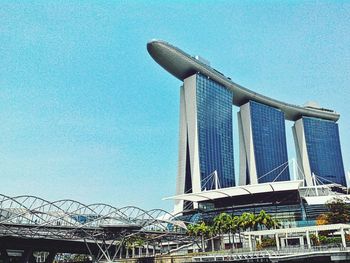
[134,237,145,257]
[187,223,196,237]
[213,213,229,250]
[196,222,210,252]
[236,212,256,247]
[239,212,254,231]
[215,212,239,250]
[207,225,217,252]
[187,222,210,252]
[229,215,240,249]
[213,212,241,250]
[255,210,268,230]
[265,216,280,229]
[254,210,280,230]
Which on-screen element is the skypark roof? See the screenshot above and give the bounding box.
[163,180,304,203]
[147,40,339,122]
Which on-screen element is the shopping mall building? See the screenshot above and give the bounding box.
[147,40,349,227]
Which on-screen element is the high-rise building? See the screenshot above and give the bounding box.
[147,40,347,214]
[176,73,235,211]
[148,39,348,225]
[293,117,346,186]
[238,101,290,185]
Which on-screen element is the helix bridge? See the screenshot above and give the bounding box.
[0,194,189,262]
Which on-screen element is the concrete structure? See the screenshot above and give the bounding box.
[245,223,350,251]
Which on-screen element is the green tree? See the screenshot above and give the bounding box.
[227,215,239,249]
[197,221,210,252]
[213,213,239,250]
[256,210,280,230]
[187,222,210,252]
[325,198,350,224]
[238,212,254,231]
[207,225,217,252]
[213,213,230,250]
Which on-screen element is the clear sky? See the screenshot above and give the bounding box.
[1,1,349,211]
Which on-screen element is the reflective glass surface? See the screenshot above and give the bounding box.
[303,117,346,186]
[196,74,235,189]
[250,101,290,183]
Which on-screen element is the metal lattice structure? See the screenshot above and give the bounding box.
[0,194,189,262]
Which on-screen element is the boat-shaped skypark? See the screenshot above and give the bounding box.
[147,40,346,213]
[147,40,338,121]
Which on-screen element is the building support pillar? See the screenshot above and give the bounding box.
[0,249,9,263]
[44,251,56,263]
[306,230,311,249]
[21,249,36,263]
[341,228,347,248]
[248,235,252,252]
[275,234,280,251]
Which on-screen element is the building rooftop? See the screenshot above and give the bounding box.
[147,40,339,122]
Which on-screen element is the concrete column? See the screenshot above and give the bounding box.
[285,232,288,248]
[0,249,9,263]
[275,234,280,251]
[281,238,285,248]
[21,249,36,263]
[248,235,253,252]
[119,245,123,259]
[341,228,347,248]
[146,243,149,256]
[258,235,262,244]
[44,251,56,263]
[306,230,311,249]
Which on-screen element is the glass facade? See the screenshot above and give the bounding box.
[196,74,235,190]
[250,101,290,183]
[303,117,346,186]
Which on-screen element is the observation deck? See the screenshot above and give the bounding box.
[147,40,339,122]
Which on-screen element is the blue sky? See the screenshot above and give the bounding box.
[0,1,349,211]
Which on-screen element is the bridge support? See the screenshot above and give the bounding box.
[21,249,36,263]
[119,245,123,259]
[44,251,56,263]
[0,249,9,263]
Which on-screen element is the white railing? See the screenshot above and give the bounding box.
[192,244,350,262]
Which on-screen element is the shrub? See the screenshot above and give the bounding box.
[260,237,276,248]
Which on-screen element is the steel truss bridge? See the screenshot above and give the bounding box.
[0,194,189,263]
